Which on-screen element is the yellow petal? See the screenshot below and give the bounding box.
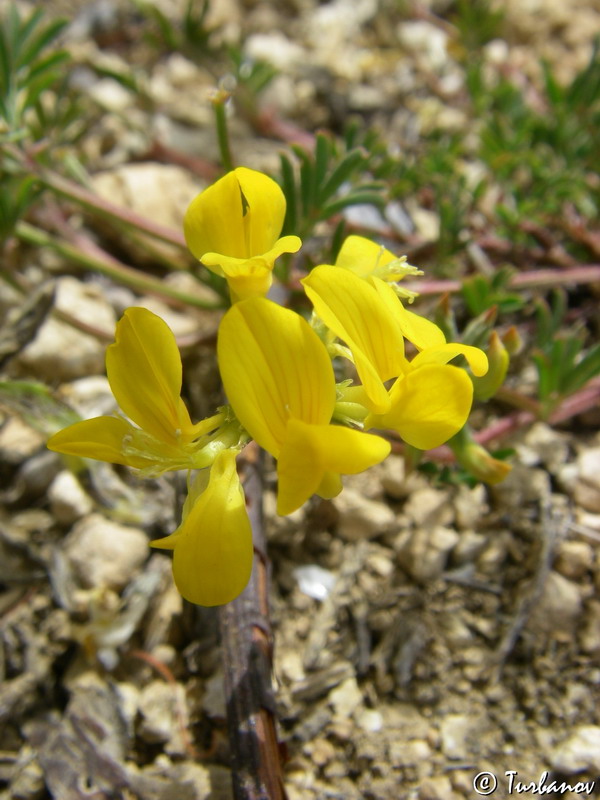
[302,266,407,412]
[201,235,301,302]
[410,343,489,376]
[277,418,391,514]
[184,167,287,262]
[217,297,336,456]
[367,364,473,450]
[316,471,343,499]
[152,450,253,606]
[371,278,446,350]
[106,308,195,445]
[47,416,149,468]
[335,234,398,277]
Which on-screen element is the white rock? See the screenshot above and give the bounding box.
[89,78,134,111]
[334,488,396,540]
[92,163,202,238]
[451,530,488,566]
[439,714,472,760]
[454,485,488,530]
[48,470,94,525]
[64,514,148,590]
[418,776,454,800]
[138,680,187,752]
[575,448,600,513]
[328,677,363,718]
[410,207,441,242]
[202,672,226,720]
[294,565,336,600]
[380,458,427,500]
[490,465,551,507]
[398,525,460,582]
[580,601,600,654]
[277,651,305,684]
[529,571,582,636]
[396,21,450,72]
[554,540,593,580]
[551,726,600,773]
[388,738,431,767]
[56,375,116,419]
[244,32,306,70]
[523,422,570,473]
[403,487,454,527]
[355,708,383,733]
[0,417,44,463]
[18,278,116,381]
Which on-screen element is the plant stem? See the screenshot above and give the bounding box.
[212,89,235,173]
[218,444,285,800]
[15,222,222,310]
[400,264,600,297]
[36,169,188,250]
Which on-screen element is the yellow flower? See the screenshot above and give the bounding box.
[47,307,221,474]
[335,234,422,286]
[301,263,489,449]
[302,265,446,413]
[217,297,390,514]
[151,450,253,606]
[365,344,489,450]
[184,167,302,301]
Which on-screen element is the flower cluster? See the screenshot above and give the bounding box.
[48,167,491,607]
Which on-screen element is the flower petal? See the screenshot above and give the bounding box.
[302,266,406,412]
[367,364,473,450]
[410,343,489,376]
[184,167,287,262]
[201,236,301,301]
[335,234,398,277]
[371,278,446,350]
[277,418,391,514]
[47,416,148,468]
[218,297,336,456]
[152,450,253,606]
[106,307,194,445]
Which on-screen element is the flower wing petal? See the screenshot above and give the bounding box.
[302,266,407,412]
[367,364,473,450]
[47,416,147,467]
[106,307,193,444]
[371,278,445,350]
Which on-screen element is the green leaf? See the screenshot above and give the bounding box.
[318,148,365,204]
[563,342,600,394]
[314,132,331,192]
[279,152,297,236]
[319,191,384,219]
[18,16,67,70]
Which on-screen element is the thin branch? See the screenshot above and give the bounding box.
[15,221,222,311]
[35,169,188,250]
[219,444,286,800]
[400,264,600,297]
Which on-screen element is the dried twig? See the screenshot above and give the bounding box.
[218,444,286,800]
